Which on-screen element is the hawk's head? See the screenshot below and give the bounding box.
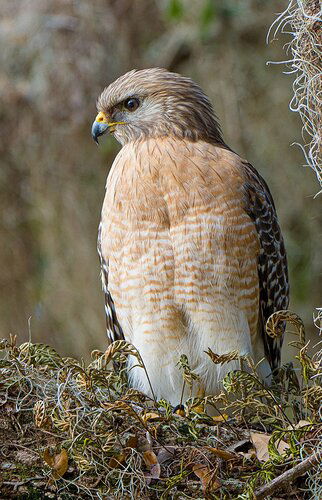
[92,68,223,146]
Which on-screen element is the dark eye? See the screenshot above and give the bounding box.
[124,97,140,112]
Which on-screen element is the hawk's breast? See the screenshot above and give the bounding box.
[101,138,260,345]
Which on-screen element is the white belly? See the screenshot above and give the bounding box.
[104,218,267,406]
[127,303,257,406]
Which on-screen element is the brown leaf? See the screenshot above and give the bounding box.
[250,432,289,462]
[143,450,158,467]
[205,348,239,364]
[108,452,128,469]
[192,463,221,493]
[43,448,68,478]
[143,450,161,480]
[53,449,68,478]
[43,449,54,467]
[206,446,238,461]
[125,434,138,449]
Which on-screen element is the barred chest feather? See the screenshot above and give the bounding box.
[100,137,270,404]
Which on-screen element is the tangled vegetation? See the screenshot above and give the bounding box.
[0,310,321,499]
[268,0,322,191]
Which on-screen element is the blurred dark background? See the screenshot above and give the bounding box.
[0,0,320,359]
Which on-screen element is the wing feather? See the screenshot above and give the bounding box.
[97,222,124,344]
[242,163,289,372]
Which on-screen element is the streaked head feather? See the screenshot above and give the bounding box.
[97,68,224,145]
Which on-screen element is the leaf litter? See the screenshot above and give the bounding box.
[0,310,321,499]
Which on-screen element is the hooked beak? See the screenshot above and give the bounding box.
[91,111,124,144]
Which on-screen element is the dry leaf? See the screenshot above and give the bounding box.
[296,419,311,428]
[34,400,46,428]
[212,414,229,423]
[206,446,237,461]
[190,404,205,414]
[125,434,138,449]
[205,348,239,364]
[43,448,68,478]
[157,446,176,464]
[174,407,186,417]
[43,449,54,467]
[149,462,161,480]
[143,450,161,480]
[143,450,158,467]
[287,419,312,430]
[141,412,162,423]
[250,433,271,462]
[239,450,257,460]
[192,463,221,493]
[250,432,289,462]
[108,452,128,468]
[228,439,257,460]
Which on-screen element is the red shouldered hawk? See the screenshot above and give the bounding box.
[92,68,289,405]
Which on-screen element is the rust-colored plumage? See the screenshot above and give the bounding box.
[93,68,289,404]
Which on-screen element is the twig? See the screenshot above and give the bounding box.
[254,450,322,499]
[3,476,43,492]
[179,379,186,409]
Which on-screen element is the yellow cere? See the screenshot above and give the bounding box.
[95,112,125,127]
[95,111,109,124]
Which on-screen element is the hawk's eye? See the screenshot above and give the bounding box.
[124,97,140,112]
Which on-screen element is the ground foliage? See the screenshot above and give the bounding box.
[0,311,321,499]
